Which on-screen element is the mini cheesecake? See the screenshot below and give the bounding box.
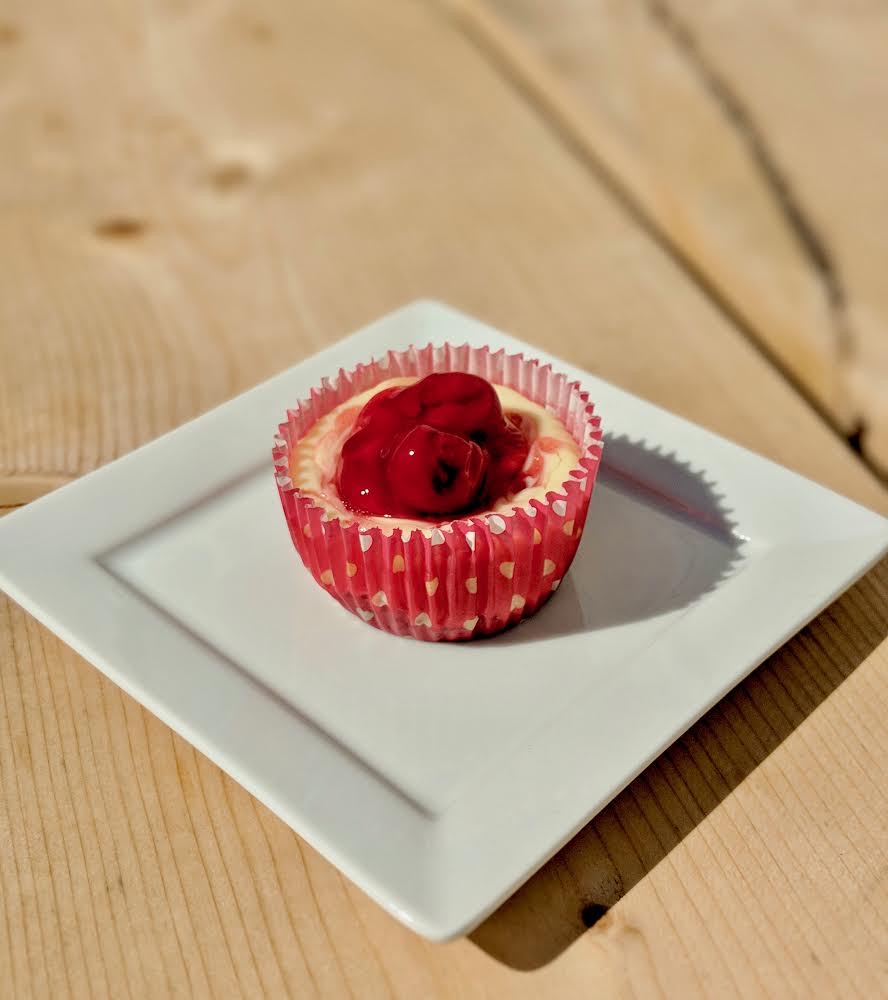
[274,345,603,641]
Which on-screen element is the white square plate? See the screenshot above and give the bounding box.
[1,301,886,940]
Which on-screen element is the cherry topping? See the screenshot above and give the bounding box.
[335,372,530,518]
[414,372,500,437]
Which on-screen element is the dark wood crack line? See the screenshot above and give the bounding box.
[644,0,853,362]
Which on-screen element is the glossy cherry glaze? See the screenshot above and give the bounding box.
[336,372,530,518]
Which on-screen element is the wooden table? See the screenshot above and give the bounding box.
[1,1,886,996]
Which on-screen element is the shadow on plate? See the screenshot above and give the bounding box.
[471,557,888,970]
[493,433,745,642]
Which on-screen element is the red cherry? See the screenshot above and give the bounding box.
[388,425,488,514]
[348,386,414,441]
[356,385,421,427]
[485,416,529,500]
[415,373,502,437]
[337,424,400,515]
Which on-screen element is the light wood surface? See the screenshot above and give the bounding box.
[469,0,888,473]
[0,0,886,997]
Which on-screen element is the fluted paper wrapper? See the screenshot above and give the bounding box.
[274,344,603,641]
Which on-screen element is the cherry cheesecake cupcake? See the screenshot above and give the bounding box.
[273,344,603,641]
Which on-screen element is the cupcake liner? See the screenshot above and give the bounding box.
[274,344,604,641]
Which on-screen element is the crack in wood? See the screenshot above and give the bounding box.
[644,0,853,363]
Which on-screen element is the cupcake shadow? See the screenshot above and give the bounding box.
[492,433,744,643]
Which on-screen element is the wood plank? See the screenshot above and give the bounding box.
[0,0,885,511]
[467,0,888,473]
[0,0,886,996]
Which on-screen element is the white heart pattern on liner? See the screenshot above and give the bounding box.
[551,499,567,517]
[359,534,373,552]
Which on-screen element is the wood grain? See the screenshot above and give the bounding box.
[467,0,888,473]
[0,0,886,996]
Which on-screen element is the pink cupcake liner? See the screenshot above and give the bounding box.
[273,344,604,641]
